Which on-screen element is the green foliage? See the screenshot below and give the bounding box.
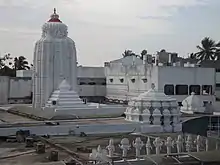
[194,37,220,62]
[140,49,147,60]
[0,53,15,77]
[13,56,30,70]
[0,54,31,77]
[0,53,12,69]
[122,50,137,57]
[122,49,148,60]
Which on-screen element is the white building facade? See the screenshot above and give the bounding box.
[6,66,106,104]
[77,66,106,102]
[105,56,216,105]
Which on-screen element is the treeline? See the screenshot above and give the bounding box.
[122,37,220,63]
[0,53,32,77]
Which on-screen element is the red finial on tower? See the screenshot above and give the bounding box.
[48,8,62,23]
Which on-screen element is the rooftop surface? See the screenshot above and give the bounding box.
[0,133,219,165]
[0,104,212,123]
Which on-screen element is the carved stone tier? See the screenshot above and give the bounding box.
[125,83,181,133]
[45,79,87,110]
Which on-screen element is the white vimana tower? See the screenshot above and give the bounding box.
[33,9,78,108]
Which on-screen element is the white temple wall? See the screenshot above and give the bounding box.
[13,67,106,100]
[105,61,159,101]
[105,58,215,103]
[16,70,33,78]
[0,77,32,104]
[78,85,106,96]
[215,72,220,99]
[9,78,32,99]
[215,72,220,84]
[77,66,106,97]
[126,65,158,98]
[16,66,106,79]
[0,76,9,104]
[158,66,216,103]
[77,66,105,78]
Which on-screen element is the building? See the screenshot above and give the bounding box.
[32,9,78,108]
[0,76,32,104]
[16,70,33,78]
[8,66,106,103]
[157,49,178,64]
[77,66,106,102]
[0,55,217,106]
[105,55,216,105]
[198,60,220,100]
[0,8,220,165]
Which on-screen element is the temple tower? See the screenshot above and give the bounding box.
[33,9,78,108]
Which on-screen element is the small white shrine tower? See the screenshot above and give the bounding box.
[32,9,78,108]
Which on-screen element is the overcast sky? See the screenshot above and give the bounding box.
[0,0,219,66]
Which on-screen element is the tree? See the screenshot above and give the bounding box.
[215,42,220,60]
[140,49,147,60]
[0,53,12,69]
[122,50,136,58]
[0,53,15,77]
[195,37,217,61]
[13,56,30,70]
[189,53,196,59]
[160,49,166,53]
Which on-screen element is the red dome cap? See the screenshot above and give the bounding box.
[48,8,62,23]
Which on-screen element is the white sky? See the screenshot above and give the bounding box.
[0,0,219,66]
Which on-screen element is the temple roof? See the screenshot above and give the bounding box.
[135,83,176,102]
[48,8,62,23]
[181,92,205,114]
[182,92,204,109]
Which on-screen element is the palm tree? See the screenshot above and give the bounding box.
[195,37,217,61]
[0,53,15,77]
[13,56,30,70]
[140,49,147,60]
[189,53,196,59]
[0,53,12,69]
[122,50,136,57]
[215,42,220,60]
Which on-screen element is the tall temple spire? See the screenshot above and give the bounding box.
[48,8,62,23]
[33,8,78,108]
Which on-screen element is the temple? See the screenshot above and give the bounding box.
[32,9,78,108]
[1,8,220,165]
[125,83,181,132]
[181,92,206,114]
[45,79,87,110]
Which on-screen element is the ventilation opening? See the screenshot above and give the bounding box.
[142,78,147,83]
[52,100,57,105]
[131,78,135,83]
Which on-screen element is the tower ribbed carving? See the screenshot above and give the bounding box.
[33,9,78,108]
